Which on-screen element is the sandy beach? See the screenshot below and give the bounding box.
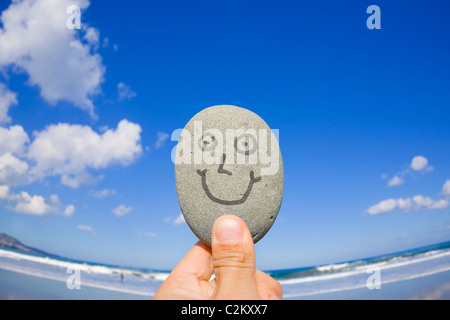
[1,267,449,300]
[0,268,149,300]
[293,270,450,300]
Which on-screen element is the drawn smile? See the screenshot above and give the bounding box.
[196,168,262,205]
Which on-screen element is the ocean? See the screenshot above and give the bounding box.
[1,241,450,299]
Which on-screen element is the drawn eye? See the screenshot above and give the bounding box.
[234,133,257,155]
[198,132,217,151]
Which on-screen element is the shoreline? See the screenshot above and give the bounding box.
[1,266,450,300]
[0,264,155,298]
[293,270,450,300]
[0,268,149,300]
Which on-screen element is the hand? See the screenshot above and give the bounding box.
[153,214,282,300]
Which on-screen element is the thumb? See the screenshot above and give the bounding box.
[210,215,259,300]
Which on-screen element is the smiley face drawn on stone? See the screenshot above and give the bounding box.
[196,133,262,206]
[174,105,284,245]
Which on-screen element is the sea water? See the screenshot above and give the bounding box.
[1,241,450,299]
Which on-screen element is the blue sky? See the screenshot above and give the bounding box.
[0,0,449,270]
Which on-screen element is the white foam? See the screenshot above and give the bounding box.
[0,249,169,281]
[0,249,107,273]
[0,264,155,297]
[283,265,450,298]
[279,249,450,285]
[316,263,349,272]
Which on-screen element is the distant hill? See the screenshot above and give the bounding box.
[0,233,49,256]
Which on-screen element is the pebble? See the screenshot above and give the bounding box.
[175,105,284,245]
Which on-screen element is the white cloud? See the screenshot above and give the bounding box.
[0,125,29,156]
[367,195,450,215]
[77,225,93,231]
[14,192,50,215]
[83,27,100,49]
[64,204,75,217]
[0,125,30,186]
[411,195,433,208]
[442,180,450,197]
[165,213,186,225]
[155,131,169,150]
[0,82,18,124]
[0,121,141,216]
[388,175,404,187]
[397,198,412,211]
[427,199,449,210]
[27,119,142,188]
[60,174,87,188]
[173,213,186,225]
[0,185,71,216]
[90,188,116,199]
[0,0,105,118]
[102,37,109,48]
[77,225,96,234]
[0,153,29,186]
[0,121,142,188]
[384,155,433,187]
[411,155,429,171]
[117,82,137,101]
[0,185,9,199]
[113,204,132,217]
[367,199,397,215]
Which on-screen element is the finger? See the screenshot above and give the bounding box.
[170,241,213,282]
[255,270,283,300]
[210,215,259,300]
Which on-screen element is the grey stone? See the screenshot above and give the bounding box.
[175,105,284,246]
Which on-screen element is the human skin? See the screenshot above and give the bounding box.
[153,215,282,300]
